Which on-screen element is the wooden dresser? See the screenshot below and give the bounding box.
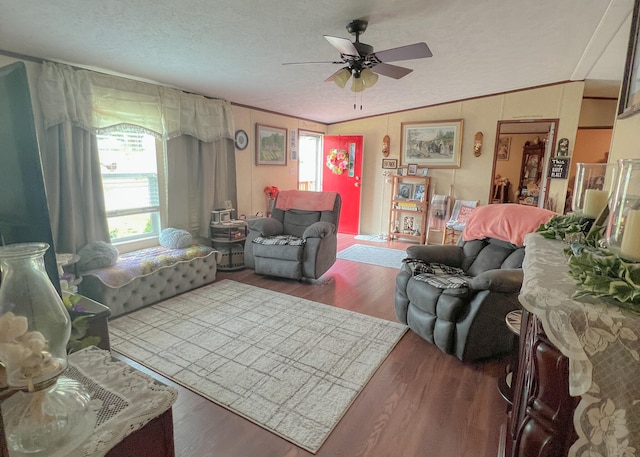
[500,233,640,457]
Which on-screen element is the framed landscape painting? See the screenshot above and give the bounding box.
[256,124,287,165]
[400,119,463,168]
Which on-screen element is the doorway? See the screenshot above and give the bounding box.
[489,119,559,209]
[298,131,323,191]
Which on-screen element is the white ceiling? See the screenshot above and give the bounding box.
[0,0,634,124]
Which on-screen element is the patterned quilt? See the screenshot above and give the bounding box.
[84,245,215,288]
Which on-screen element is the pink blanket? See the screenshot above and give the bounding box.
[462,204,556,246]
[275,190,338,211]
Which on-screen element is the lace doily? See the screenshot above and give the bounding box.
[63,346,177,457]
[521,233,640,457]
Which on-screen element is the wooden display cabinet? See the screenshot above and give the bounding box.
[388,175,430,244]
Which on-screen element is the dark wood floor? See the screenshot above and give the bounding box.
[116,234,509,457]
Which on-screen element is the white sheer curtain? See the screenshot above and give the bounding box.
[38,62,235,142]
[37,61,236,251]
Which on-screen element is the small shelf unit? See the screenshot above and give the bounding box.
[210,220,248,271]
[388,175,430,244]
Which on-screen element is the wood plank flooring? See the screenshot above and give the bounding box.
[115,234,509,457]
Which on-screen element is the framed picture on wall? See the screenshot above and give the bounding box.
[400,119,463,168]
[382,158,398,169]
[256,124,287,165]
[497,137,511,160]
[619,0,640,118]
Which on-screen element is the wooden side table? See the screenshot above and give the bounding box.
[1,347,177,457]
[497,310,522,406]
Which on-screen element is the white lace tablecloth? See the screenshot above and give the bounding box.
[62,346,177,457]
[520,233,640,457]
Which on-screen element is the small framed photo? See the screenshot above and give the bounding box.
[403,216,415,233]
[413,184,426,201]
[397,183,413,199]
[407,163,418,175]
[382,158,398,169]
[421,168,429,177]
[497,137,511,161]
[224,200,233,210]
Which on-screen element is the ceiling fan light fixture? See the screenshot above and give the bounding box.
[332,68,351,89]
[351,75,365,92]
[361,69,378,88]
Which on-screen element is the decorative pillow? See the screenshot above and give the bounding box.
[76,241,119,272]
[159,228,193,249]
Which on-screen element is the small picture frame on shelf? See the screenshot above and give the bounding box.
[413,184,426,201]
[397,183,413,199]
[403,216,415,233]
[407,163,418,176]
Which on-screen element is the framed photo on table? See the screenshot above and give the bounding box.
[256,124,287,165]
[619,0,640,118]
[400,119,463,168]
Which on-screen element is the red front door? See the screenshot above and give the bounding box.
[322,135,363,234]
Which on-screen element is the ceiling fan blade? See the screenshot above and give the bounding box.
[370,63,414,79]
[282,61,342,65]
[372,42,432,63]
[324,35,359,56]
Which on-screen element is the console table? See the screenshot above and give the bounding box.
[1,347,177,457]
[501,233,640,457]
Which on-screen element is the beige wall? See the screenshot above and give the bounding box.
[231,105,327,218]
[327,82,584,236]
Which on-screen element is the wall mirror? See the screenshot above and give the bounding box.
[489,119,558,209]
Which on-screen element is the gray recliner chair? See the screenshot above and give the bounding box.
[395,203,555,362]
[245,190,341,280]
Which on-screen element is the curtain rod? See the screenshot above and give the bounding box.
[0,49,225,102]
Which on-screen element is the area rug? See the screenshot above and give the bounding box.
[109,279,407,453]
[337,243,408,269]
[353,234,386,243]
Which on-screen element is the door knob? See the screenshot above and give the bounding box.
[354,182,360,187]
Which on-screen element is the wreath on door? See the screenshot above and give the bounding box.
[326,149,349,175]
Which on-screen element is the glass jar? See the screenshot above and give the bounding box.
[0,242,70,388]
[606,159,640,261]
[0,242,95,454]
[572,162,618,218]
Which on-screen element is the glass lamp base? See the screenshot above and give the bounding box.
[1,376,96,455]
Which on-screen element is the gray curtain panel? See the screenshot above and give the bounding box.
[166,135,236,240]
[40,122,110,253]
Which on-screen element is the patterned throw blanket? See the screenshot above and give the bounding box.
[84,245,215,288]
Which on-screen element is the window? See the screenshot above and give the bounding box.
[96,129,162,243]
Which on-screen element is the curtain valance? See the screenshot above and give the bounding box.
[38,62,234,143]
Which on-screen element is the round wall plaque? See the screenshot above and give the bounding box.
[234,129,248,150]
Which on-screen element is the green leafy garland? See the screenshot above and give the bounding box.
[536,212,588,241]
[535,214,640,308]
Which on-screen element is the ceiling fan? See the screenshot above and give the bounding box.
[283,19,432,92]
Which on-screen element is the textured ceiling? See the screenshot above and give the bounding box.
[0,0,634,124]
